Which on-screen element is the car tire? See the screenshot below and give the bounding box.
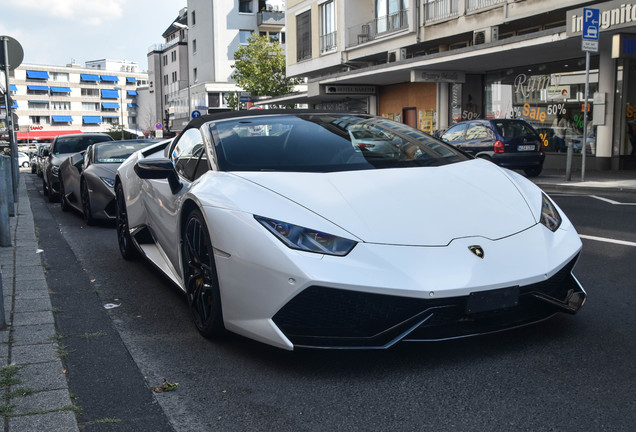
[182,208,226,339]
[59,175,69,212]
[22,162,29,168]
[115,182,139,260]
[524,166,543,177]
[31,164,36,174]
[81,180,95,225]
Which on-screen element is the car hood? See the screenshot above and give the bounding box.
[232,159,539,246]
[89,163,119,178]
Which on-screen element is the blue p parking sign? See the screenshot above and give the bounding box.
[582,8,599,52]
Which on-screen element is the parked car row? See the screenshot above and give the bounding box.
[34,111,586,351]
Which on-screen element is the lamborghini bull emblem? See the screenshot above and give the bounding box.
[468,245,484,259]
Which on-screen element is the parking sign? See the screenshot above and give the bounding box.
[582,8,599,52]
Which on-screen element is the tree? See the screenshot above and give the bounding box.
[231,34,303,109]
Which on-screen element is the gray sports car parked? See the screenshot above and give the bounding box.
[59,139,158,224]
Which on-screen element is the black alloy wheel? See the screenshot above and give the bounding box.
[182,209,225,338]
[59,174,69,212]
[47,172,59,203]
[81,180,95,225]
[115,182,139,260]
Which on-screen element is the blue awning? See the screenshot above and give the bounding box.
[126,77,137,83]
[83,116,102,124]
[80,74,100,81]
[100,89,119,99]
[100,75,119,82]
[0,101,18,109]
[26,70,50,79]
[52,116,73,122]
[127,103,138,107]
[9,84,17,92]
[27,85,49,91]
[50,86,72,93]
[127,90,138,96]
[28,100,49,104]
[101,102,120,109]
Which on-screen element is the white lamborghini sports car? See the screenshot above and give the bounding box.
[115,110,586,350]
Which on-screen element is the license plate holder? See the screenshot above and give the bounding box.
[466,286,520,314]
[517,144,535,151]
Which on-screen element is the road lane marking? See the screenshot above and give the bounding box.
[579,234,636,247]
[589,195,636,205]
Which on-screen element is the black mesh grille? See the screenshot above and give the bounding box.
[273,254,582,348]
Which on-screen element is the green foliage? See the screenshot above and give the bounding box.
[231,34,303,107]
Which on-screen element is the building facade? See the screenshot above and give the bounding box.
[285,0,636,170]
[147,1,286,134]
[1,60,148,144]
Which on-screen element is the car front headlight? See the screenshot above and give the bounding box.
[51,165,60,176]
[100,177,115,188]
[540,193,561,232]
[255,216,357,256]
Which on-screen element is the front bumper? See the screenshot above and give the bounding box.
[273,254,585,348]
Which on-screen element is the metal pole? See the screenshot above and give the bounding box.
[0,156,11,246]
[581,51,590,182]
[2,36,18,201]
[120,88,124,140]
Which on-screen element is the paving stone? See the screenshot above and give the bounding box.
[17,360,68,392]
[11,343,59,365]
[14,296,52,313]
[12,323,57,346]
[8,411,79,432]
[12,389,73,416]
[13,310,55,326]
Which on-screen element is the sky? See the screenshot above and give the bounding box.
[1,0,186,71]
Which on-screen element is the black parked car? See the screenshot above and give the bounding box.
[439,119,545,177]
[42,133,114,202]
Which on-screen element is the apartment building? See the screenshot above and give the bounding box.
[285,0,636,170]
[147,1,286,134]
[1,60,148,143]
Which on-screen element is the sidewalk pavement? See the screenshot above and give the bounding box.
[0,167,634,431]
[0,173,80,432]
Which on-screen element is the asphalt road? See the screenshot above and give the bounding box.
[26,174,636,432]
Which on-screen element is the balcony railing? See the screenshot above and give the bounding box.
[257,11,285,26]
[320,31,337,54]
[347,9,409,48]
[466,0,506,12]
[425,0,459,23]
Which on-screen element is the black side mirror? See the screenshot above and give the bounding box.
[134,158,182,194]
[42,148,49,157]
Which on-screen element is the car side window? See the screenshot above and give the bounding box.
[441,124,467,142]
[171,128,209,182]
[465,124,492,140]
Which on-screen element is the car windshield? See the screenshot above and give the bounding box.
[210,114,469,172]
[54,135,113,154]
[94,141,156,163]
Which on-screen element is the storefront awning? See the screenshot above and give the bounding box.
[80,74,100,81]
[16,130,83,140]
[126,77,137,83]
[101,102,120,109]
[50,86,72,93]
[127,90,138,96]
[100,75,119,82]
[27,85,49,91]
[26,70,50,79]
[83,116,102,124]
[52,116,73,122]
[100,89,119,99]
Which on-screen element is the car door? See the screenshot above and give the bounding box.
[141,128,209,280]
